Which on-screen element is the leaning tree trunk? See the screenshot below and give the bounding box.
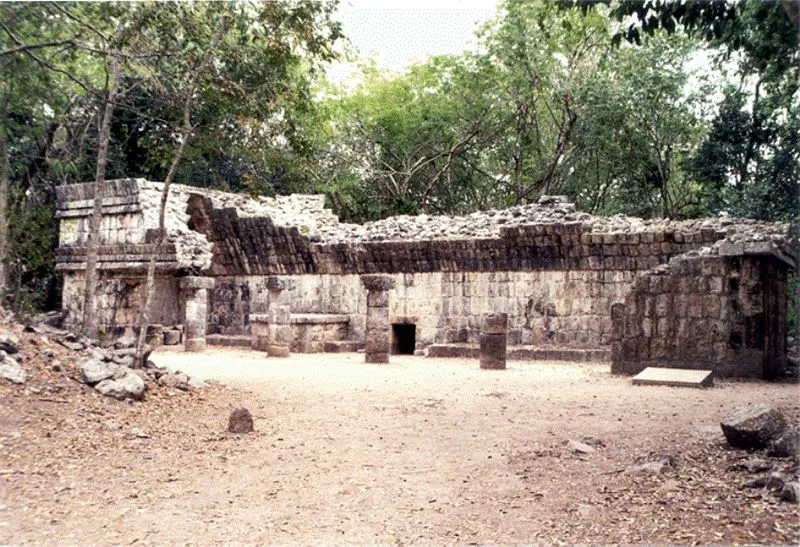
[82,51,121,337]
[134,23,226,366]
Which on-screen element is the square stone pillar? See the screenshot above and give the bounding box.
[179,276,214,353]
[480,312,507,370]
[361,275,396,364]
[265,276,295,357]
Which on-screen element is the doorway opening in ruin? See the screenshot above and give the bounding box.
[392,323,416,355]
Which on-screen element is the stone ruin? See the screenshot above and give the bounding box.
[55,179,797,379]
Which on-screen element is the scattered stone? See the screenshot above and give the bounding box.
[0,351,26,384]
[625,454,676,475]
[94,372,145,401]
[0,332,20,354]
[103,420,121,431]
[720,403,788,450]
[228,408,254,434]
[768,429,800,460]
[781,482,800,503]
[567,439,596,455]
[79,358,118,385]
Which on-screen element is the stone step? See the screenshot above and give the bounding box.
[324,341,364,353]
[206,334,253,348]
[426,344,610,362]
[632,367,714,388]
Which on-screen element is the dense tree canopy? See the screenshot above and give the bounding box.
[0,0,797,314]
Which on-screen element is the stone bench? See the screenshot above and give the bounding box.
[250,313,350,354]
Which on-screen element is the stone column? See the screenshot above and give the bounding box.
[266,276,295,357]
[361,275,396,364]
[480,312,507,370]
[179,276,214,352]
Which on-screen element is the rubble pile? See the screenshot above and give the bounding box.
[0,309,205,402]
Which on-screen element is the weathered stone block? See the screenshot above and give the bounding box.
[365,352,389,364]
[267,344,290,358]
[479,332,506,370]
[481,312,508,334]
[367,290,389,308]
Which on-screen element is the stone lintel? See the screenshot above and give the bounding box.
[361,274,396,292]
[179,276,215,290]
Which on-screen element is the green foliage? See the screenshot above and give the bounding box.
[6,198,58,315]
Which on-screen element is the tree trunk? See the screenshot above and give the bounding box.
[82,50,121,337]
[0,90,9,301]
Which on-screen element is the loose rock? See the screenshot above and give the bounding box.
[0,332,20,354]
[567,439,596,455]
[720,403,788,449]
[0,351,26,384]
[95,372,146,401]
[159,372,190,391]
[79,358,118,385]
[625,454,676,475]
[781,482,800,503]
[767,429,800,460]
[228,408,254,434]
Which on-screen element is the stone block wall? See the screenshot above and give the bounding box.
[61,272,182,334]
[208,268,636,351]
[611,249,791,378]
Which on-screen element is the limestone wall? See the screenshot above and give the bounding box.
[208,269,635,350]
[611,244,791,378]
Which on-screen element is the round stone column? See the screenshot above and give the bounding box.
[179,276,215,352]
[266,276,295,357]
[361,275,396,364]
[480,312,507,370]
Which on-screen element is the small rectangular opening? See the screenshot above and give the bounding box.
[392,323,416,355]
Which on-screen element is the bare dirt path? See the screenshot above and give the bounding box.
[2,348,799,544]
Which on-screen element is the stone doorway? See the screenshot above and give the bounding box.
[392,323,416,355]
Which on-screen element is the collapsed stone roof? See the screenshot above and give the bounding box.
[56,180,796,273]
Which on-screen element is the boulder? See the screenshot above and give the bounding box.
[0,332,20,354]
[0,351,26,384]
[228,408,254,434]
[721,403,788,449]
[767,429,800,460]
[79,358,118,385]
[95,372,145,401]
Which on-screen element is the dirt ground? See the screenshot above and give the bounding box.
[2,345,800,545]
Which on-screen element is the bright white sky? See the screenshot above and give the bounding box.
[328,0,499,86]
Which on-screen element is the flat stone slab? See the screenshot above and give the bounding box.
[632,367,713,388]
